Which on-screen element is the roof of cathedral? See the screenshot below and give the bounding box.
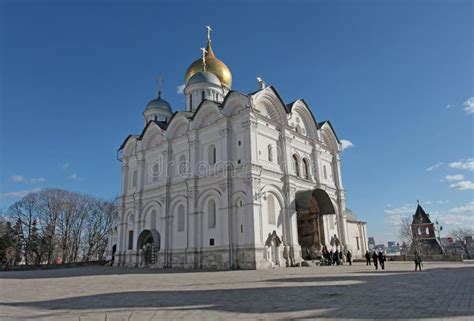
[412,204,432,224]
[318,120,341,143]
[187,71,221,87]
[184,39,232,88]
[144,92,172,112]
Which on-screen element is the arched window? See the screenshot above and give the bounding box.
[302,158,310,179]
[295,125,301,134]
[425,227,429,235]
[189,94,193,110]
[323,165,328,180]
[292,154,300,177]
[177,204,185,232]
[202,91,205,101]
[267,194,276,225]
[208,199,216,228]
[268,144,273,162]
[209,145,217,165]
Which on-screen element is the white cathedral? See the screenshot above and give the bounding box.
[114,28,368,269]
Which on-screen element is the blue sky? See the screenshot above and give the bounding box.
[1,0,473,244]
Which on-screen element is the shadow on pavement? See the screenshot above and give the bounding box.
[0,266,224,279]
[1,267,473,319]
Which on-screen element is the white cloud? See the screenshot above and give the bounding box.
[0,188,41,199]
[435,200,449,205]
[340,139,354,151]
[446,104,453,109]
[176,84,185,95]
[30,177,45,184]
[449,158,474,171]
[61,162,70,170]
[10,175,45,184]
[384,206,413,215]
[67,173,83,181]
[424,201,432,205]
[426,162,443,171]
[463,97,474,114]
[449,180,474,190]
[449,202,474,213]
[11,175,25,183]
[445,174,464,181]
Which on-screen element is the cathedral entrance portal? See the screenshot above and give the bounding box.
[137,229,160,266]
[295,189,335,260]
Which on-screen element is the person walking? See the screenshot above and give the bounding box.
[365,250,371,265]
[414,251,422,271]
[378,251,385,270]
[346,250,352,266]
[372,251,378,270]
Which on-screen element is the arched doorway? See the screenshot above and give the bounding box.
[137,229,160,266]
[265,231,282,266]
[295,189,335,260]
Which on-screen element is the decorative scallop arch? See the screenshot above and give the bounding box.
[197,188,223,211]
[252,87,287,124]
[320,124,339,154]
[166,114,189,140]
[141,122,165,150]
[191,101,223,129]
[289,100,318,139]
[222,91,250,116]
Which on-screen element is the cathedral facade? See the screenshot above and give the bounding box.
[114,30,368,269]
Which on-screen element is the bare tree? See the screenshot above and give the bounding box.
[450,228,473,259]
[399,217,418,254]
[6,193,39,264]
[83,199,117,261]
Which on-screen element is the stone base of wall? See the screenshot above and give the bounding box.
[114,245,305,270]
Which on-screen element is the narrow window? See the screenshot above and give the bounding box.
[178,155,187,175]
[425,227,429,235]
[177,204,185,232]
[323,165,327,180]
[268,144,273,162]
[356,236,360,250]
[202,91,205,101]
[128,230,134,250]
[152,163,159,181]
[209,238,215,246]
[267,194,276,225]
[132,170,138,187]
[293,154,300,177]
[209,145,216,165]
[208,199,216,228]
[241,224,243,233]
[189,94,193,110]
[302,158,310,179]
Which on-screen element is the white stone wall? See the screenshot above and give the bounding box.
[115,86,364,269]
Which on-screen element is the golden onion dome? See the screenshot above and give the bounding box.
[184,41,232,89]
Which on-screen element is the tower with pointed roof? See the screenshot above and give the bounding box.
[411,204,443,255]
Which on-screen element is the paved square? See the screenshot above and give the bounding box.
[0,261,473,320]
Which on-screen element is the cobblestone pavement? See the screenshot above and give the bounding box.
[0,261,473,320]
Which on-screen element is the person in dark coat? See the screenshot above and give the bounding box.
[329,250,334,265]
[372,251,378,270]
[378,251,385,270]
[339,250,344,265]
[346,251,352,266]
[365,250,371,265]
[414,251,422,271]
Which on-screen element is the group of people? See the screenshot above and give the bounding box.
[321,246,353,266]
[364,250,386,270]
